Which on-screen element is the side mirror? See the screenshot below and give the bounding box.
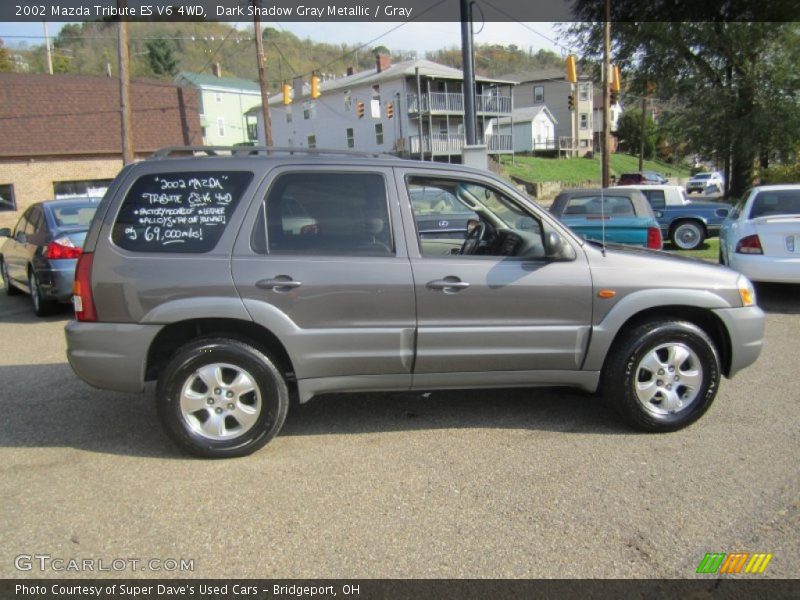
[544,231,564,259]
[0,227,10,238]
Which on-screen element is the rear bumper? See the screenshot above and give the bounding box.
[37,259,78,303]
[728,254,800,283]
[712,306,765,378]
[65,321,161,393]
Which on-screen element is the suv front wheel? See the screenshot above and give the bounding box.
[602,320,720,432]
[156,338,289,458]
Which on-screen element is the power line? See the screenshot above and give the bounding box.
[478,1,573,53]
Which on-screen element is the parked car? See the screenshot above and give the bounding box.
[617,172,663,186]
[65,147,763,458]
[550,188,662,249]
[616,184,731,250]
[643,171,669,184]
[686,172,724,194]
[719,185,800,283]
[1,198,101,316]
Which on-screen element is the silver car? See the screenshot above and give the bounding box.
[64,147,764,458]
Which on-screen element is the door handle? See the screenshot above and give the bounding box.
[427,277,470,293]
[256,276,302,292]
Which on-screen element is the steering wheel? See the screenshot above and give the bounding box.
[460,221,486,255]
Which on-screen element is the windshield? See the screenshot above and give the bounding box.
[749,190,800,219]
[693,173,711,180]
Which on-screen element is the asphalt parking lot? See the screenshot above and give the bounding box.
[1,282,798,579]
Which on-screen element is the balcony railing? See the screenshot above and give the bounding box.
[407,92,511,115]
[408,133,512,155]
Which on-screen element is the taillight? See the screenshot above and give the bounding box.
[45,237,82,260]
[647,227,662,250]
[72,252,97,322]
[735,234,763,254]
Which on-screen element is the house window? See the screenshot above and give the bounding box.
[375,124,383,145]
[534,86,544,103]
[0,184,16,212]
[579,84,589,101]
[286,110,293,123]
[372,84,380,102]
[53,179,112,198]
[303,108,310,120]
[580,113,588,130]
[217,117,226,137]
[344,91,352,111]
[307,135,317,149]
[580,140,589,148]
[214,92,222,103]
[346,128,355,148]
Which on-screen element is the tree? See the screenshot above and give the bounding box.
[616,108,656,159]
[145,39,177,77]
[0,39,14,72]
[566,10,800,197]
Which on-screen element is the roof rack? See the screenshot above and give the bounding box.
[149,145,395,160]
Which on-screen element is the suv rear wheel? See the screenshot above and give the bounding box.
[156,338,289,458]
[602,320,720,432]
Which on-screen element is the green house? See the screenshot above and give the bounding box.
[175,69,262,146]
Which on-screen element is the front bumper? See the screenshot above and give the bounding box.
[712,305,765,378]
[65,320,162,393]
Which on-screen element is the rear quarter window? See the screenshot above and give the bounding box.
[112,171,253,253]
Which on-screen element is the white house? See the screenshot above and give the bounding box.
[502,68,594,156]
[247,56,515,161]
[498,105,558,153]
[592,93,622,153]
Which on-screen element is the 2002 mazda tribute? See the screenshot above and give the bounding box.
[65,147,764,457]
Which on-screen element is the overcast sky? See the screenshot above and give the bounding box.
[0,21,565,54]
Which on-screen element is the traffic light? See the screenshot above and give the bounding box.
[282,83,291,105]
[310,74,320,99]
[646,81,656,96]
[610,65,621,104]
[386,101,394,119]
[356,100,365,118]
[610,90,619,104]
[565,54,577,84]
[567,94,574,111]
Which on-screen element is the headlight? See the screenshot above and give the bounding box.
[737,274,757,307]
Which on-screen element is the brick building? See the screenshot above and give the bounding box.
[0,73,201,228]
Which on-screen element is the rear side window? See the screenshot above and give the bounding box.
[112,171,253,253]
[252,172,393,256]
[642,189,666,210]
[564,195,635,216]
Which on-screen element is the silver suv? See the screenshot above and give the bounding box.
[66,147,765,458]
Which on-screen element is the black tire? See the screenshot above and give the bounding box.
[156,337,289,458]
[1,258,20,296]
[670,220,705,250]
[29,270,58,316]
[602,320,721,432]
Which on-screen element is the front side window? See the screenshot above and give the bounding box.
[252,172,393,257]
[407,176,546,259]
[112,171,254,253]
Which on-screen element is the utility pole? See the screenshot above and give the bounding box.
[252,0,272,146]
[639,89,647,172]
[117,1,133,164]
[602,0,611,187]
[459,0,477,146]
[42,21,53,74]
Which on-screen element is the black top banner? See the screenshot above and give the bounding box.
[2,0,797,22]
